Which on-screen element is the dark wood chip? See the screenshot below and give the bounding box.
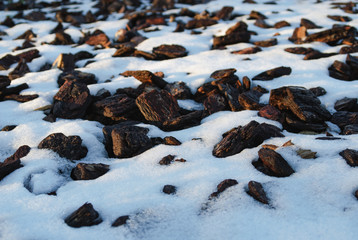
[247,181,269,204]
[231,46,262,55]
[159,154,175,165]
[52,81,92,119]
[65,203,102,228]
[38,133,88,160]
[257,148,295,177]
[274,20,290,29]
[269,86,331,123]
[339,149,358,167]
[213,120,284,158]
[185,19,217,29]
[209,179,238,199]
[253,66,291,80]
[112,215,130,227]
[152,44,188,59]
[163,185,177,194]
[163,136,181,145]
[300,18,322,29]
[254,38,277,47]
[71,163,110,180]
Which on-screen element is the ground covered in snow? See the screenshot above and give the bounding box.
[0,0,358,239]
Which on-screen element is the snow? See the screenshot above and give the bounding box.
[0,0,358,239]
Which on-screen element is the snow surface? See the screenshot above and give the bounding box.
[0,0,358,239]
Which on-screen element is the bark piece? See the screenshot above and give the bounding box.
[347,54,358,68]
[133,50,157,60]
[57,70,97,87]
[213,121,284,158]
[284,114,327,133]
[0,54,19,70]
[210,68,237,80]
[214,6,234,20]
[162,110,204,131]
[3,94,39,103]
[1,125,17,131]
[52,53,75,72]
[92,94,137,121]
[303,50,336,60]
[108,125,152,158]
[51,32,74,45]
[51,22,64,34]
[163,136,181,145]
[334,97,358,112]
[112,215,130,227]
[315,136,341,140]
[163,185,177,194]
[288,26,307,43]
[194,83,217,102]
[0,145,30,181]
[253,85,269,94]
[159,155,175,165]
[258,148,295,177]
[327,15,352,22]
[65,203,102,228]
[121,70,168,89]
[296,149,317,159]
[0,76,10,90]
[247,181,269,204]
[339,149,358,167]
[0,83,29,100]
[52,81,92,119]
[217,83,241,111]
[185,19,217,29]
[85,33,111,48]
[274,20,290,29]
[204,92,228,114]
[16,49,40,63]
[73,51,94,62]
[254,38,277,47]
[253,66,291,81]
[71,163,110,180]
[300,18,322,29]
[254,19,272,29]
[285,47,314,55]
[152,44,188,59]
[328,60,352,81]
[231,46,262,55]
[331,111,358,129]
[258,105,284,123]
[343,124,358,135]
[269,86,331,123]
[15,30,37,40]
[226,21,248,35]
[309,87,327,97]
[210,179,238,199]
[340,45,358,54]
[136,89,180,126]
[112,46,135,57]
[38,133,88,160]
[213,32,251,49]
[1,16,15,27]
[8,59,30,80]
[304,26,355,44]
[164,81,192,99]
[238,90,263,110]
[249,10,267,20]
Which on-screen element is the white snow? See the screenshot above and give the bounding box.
[0,0,358,239]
